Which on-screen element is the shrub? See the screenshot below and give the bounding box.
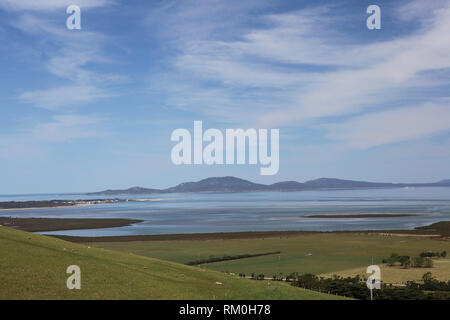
[424,258,434,268]
[412,256,425,268]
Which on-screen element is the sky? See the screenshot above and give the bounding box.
[1,0,450,194]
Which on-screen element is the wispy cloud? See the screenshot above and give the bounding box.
[0,0,112,11]
[324,103,450,149]
[259,3,450,125]
[0,114,106,159]
[19,85,111,110]
[6,7,123,109]
[150,0,450,149]
[30,114,106,142]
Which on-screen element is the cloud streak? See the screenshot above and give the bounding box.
[325,103,450,149]
[152,0,450,149]
[7,6,122,110]
[19,85,111,110]
[0,0,112,12]
[0,114,106,160]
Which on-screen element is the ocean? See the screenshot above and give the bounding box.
[1,187,450,236]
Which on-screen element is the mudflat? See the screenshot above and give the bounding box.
[50,221,450,243]
[305,214,420,218]
[0,217,142,232]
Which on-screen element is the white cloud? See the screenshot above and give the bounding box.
[0,114,106,159]
[10,13,123,109]
[19,85,111,110]
[0,0,112,11]
[160,0,450,145]
[146,0,269,42]
[30,114,106,142]
[324,103,450,148]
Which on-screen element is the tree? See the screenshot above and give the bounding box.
[412,257,425,268]
[422,272,434,282]
[424,258,434,268]
[387,253,399,266]
[390,253,399,259]
[286,272,298,282]
[387,258,396,266]
[399,256,411,269]
[294,274,319,289]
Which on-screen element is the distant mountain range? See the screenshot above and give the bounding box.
[87,176,450,195]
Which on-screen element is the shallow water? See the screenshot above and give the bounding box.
[1,187,450,236]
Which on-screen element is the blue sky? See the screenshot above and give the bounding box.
[1,0,450,194]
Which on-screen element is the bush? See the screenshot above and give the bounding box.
[420,251,444,258]
[385,252,436,269]
[424,258,434,268]
[412,256,425,268]
[399,256,411,268]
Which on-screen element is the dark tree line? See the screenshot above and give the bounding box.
[290,273,450,300]
[382,252,439,268]
[186,251,280,266]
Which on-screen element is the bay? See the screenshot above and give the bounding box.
[1,187,450,236]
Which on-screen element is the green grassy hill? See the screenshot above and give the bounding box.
[0,226,344,300]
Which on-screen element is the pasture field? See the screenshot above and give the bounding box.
[0,226,342,299]
[90,233,450,281]
[320,259,450,283]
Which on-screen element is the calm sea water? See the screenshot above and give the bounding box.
[1,187,450,236]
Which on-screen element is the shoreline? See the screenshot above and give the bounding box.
[304,213,421,218]
[0,217,143,232]
[47,221,450,243]
[0,198,172,211]
[1,215,449,243]
[0,203,95,211]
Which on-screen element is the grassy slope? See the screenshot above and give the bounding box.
[90,233,450,278]
[0,226,343,300]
